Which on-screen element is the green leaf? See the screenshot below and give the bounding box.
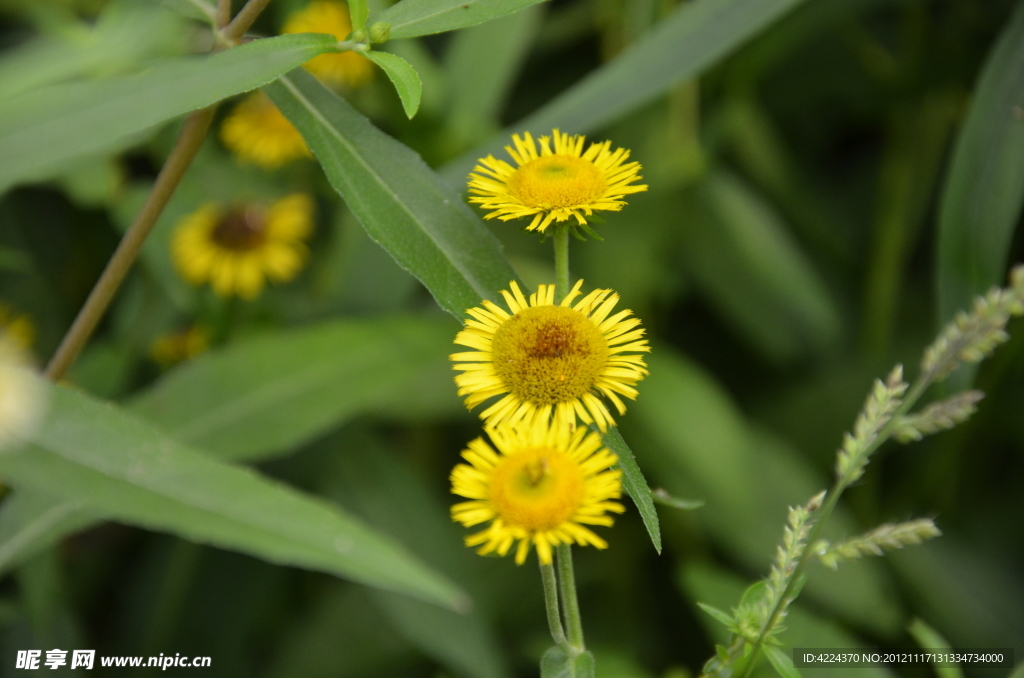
[442,0,809,183]
[375,0,548,40]
[366,51,423,118]
[696,602,737,631]
[540,647,596,678]
[765,646,802,678]
[0,33,338,192]
[651,488,704,510]
[0,380,467,612]
[936,1,1024,346]
[598,426,662,554]
[128,316,464,463]
[0,490,100,577]
[907,618,964,678]
[264,69,520,318]
[349,0,369,30]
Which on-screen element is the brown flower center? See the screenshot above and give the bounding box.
[211,207,267,250]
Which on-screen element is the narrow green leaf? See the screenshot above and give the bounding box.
[0,33,338,192]
[937,1,1024,339]
[128,316,463,462]
[375,0,547,40]
[907,618,964,678]
[0,490,100,577]
[366,51,423,118]
[651,488,704,510]
[765,646,802,678]
[540,647,596,678]
[599,426,662,554]
[264,69,520,318]
[442,0,809,183]
[696,602,737,630]
[0,380,467,611]
[349,0,369,30]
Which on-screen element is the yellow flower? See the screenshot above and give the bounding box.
[0,304,35,351]
[451,280,649,433]
[220,92,311,169]
[0,336,46,451]
[150,326,210,367]
[468,129,647,234]
[450,416,625,565]
[171,194,314,300]
[283,0,373,89]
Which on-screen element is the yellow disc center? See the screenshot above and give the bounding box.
[489,447,585,531]
[212,206,267,251]
[507,155,607,209]
[491,305,608,405]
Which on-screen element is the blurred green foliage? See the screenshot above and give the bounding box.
[1,0,1023,676]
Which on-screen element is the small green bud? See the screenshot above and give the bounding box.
[351,28,368,43]
[368,21,391,43]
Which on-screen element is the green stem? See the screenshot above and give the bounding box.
[539,560,569,651]
[738,374,933,678]
[223,0,273,41]
[44,107,216,382]
[553,225,570,302]
[556,543,584,651]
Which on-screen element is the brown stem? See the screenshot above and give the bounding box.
[216,0,232,27]
[44,108,216,382]
[223,0,273,41]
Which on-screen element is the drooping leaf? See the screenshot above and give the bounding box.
[0,379,467,611]
[765,645,803,678]
[598,426,661,554]
[365,51,423,118]
[264,69,519,318]
[907,618,964,678]
[442,0,810,183]
[128,316,464,463]
[936,1,1024,347]
[375,0,548,40]
[0,33,338,192]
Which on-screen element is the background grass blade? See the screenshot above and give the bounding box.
[599,426,662,554]
[0,380,468,611]
[0,33,337,192]
[128,316,464,462]
[441,0,809,184]
[265,69,520,318]
[936,1,1024,334]
[0,490,100,577]
[375,0,547,40]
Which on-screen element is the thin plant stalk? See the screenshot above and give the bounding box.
[43,0,277,381]
[554,225,570,302]
[44,107,216,381]
[540,560,569,650]
[556,543,585,651]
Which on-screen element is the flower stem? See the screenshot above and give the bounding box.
[223,0,273,41]
[554,225,570,302]
[44,107,216,382]
[556,543,585,651]
[539,560,569,650]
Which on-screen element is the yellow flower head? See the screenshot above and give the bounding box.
[450,416,625,565]
[468,129,647,234]
[451,280,650,433]
[283,0,373,89]
[150,326,210,367]
[220,92,310,169]
[0,304,35,351]
[0,336,46,451]
[171,194,314,300]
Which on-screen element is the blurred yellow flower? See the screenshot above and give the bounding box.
[0,337,46,451]
[283,0,373,89]
[468,129,648,233]
[171,194,314,300]
[220,92,311,169]
[150,325,210,367]
[451,416,624,565]
[0,304,35,351]
[452,280,650,433]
